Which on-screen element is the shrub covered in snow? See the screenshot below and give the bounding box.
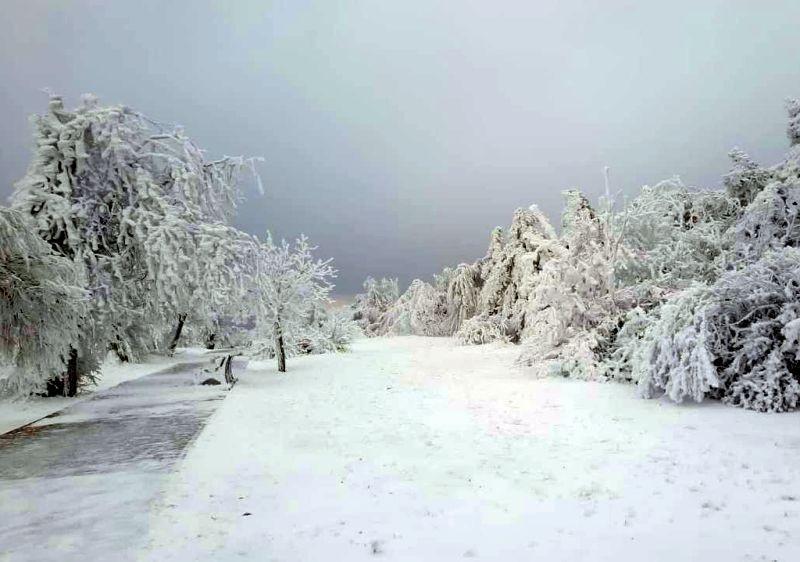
[630,249,800,412]
[455,314,508,345]
[730,182,800,264]
[723,149,772,207]
[351,277,399,336]
[382,279,452,337]
[307,309,362,354]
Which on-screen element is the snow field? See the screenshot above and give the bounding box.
[141,337,800,561]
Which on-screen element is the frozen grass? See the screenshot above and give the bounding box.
[141,336,800,561]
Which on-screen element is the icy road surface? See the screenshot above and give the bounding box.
[0,358,238,562]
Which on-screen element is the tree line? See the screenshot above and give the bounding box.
[352,98,800,413]
[1,95,356,398]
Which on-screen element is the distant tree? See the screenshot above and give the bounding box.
[351,276,399,336]
[445,263,481,334]
[381,279,452,337]
[252,235,335,372]
[0,208,86,397]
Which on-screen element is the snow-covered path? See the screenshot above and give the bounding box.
[142,337,800,561]
[0,357,241,562]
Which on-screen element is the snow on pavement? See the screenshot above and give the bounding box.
[0,356,242,562]
[141,336,800,561]
[0,349,205,435]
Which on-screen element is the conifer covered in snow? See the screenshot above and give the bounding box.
[0,208,87,397]
[473,205,559,342]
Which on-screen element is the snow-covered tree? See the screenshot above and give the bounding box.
[445,262,482,334]
[787,98,800,147]
[723,148,771,206]
[614,179,739,293]
[351,276,399,336]
[251,235,335,372]
[379,279,452,337]
[518,191,619,376]
[11,95,260,385]
[0,208,87,397]
[476,206,559,342]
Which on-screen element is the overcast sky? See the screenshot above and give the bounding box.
[1,1,799,294]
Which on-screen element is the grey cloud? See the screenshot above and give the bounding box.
[1,0,799,294]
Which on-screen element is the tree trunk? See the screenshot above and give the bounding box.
[205,333,216,350]
[275,321,286,373]
[223,354,235,384]
[168,314,187,353]
[110,340,130,363]
[64,347,78,397]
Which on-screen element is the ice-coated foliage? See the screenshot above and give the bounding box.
[596,307,652,383]
[343,96,800,412]
[351,277,399,336]
[723,149,771,206]
[707,249,800,411]
[446,263,482,334]
[614,179,739,291]
[631,249,800,412]
[455,313,508,345]
[250,235,335,370]
[787,98,800,147]
[633,286,719,403]
[0,208,86,396]
[476,206,559,341]
[306,308,362,354]
[382,279,452,337]
[730,182,800,263]
[518,192,619,376]
[11,95,260,370]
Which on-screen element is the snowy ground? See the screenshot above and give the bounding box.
[138,337,800,561]
[0,354,244,562]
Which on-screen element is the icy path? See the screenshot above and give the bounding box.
[142,337,800,561]
[0,357,241,562]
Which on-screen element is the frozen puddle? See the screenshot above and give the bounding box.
[0,359,237,562]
